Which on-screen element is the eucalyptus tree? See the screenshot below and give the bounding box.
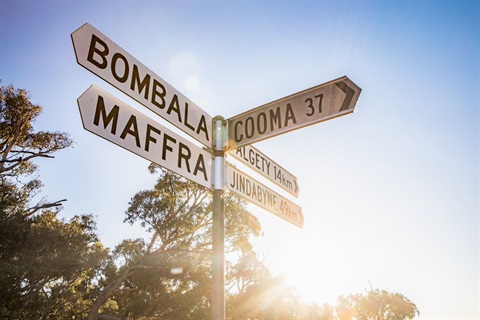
[335,289,419,320]
[88,164,263,319]
[0,83,108,319]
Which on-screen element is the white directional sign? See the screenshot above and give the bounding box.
[228,145,299,197]
[227,76,361,150]
[77,85,212,189]
[72,23,213,148]
[226,164,304,228]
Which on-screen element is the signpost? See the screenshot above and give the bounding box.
[227,76,361,150]
[226,164,304,228]
[72,23,361,320]
[77,85,213,190]
[228,145,299,197]
[72,23,213,148]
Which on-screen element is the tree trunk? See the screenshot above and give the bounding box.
[87,267,138,320]
[87,249,167,320]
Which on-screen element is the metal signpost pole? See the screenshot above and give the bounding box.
[72,24,362,320]
[212,116,226,320]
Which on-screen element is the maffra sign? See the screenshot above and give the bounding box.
[226,164,304,228]
[72,23,213,148]
[77,85,212,189]
[228,145,299,197]
[227,76,361,149]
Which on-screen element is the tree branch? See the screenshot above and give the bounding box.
[0,122,25,171]
[24,199,66,217]
[146,231,158,254]
[87,264,155,320]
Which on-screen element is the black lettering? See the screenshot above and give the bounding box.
[245,117,254,139]
[269,107,282,130]
[120,115,140,147]
[248,149,255,166]
[255,153,261,170]
[265,189,270,207]
[276,168,282,182]
[130,65,151,99]
[257,112,267,134]
[93,95,119,134]
[284,103,297,126]
[152,79,166,109]
[245,178,251,196]
[167,94,182,122]
[196,115,209,142]
[230,170,237,188]
[162,134,176,160]
[235,147,245,160]
[252,182,257,200]
[184,103,195,131]
[178,143,191,172]
[315,94,323,114]
[305,97,314,116]
[145,124,161,152]
[111,53,129,83]
[234,121,243,142]
[193,155,208,182]
[87,34,109,69]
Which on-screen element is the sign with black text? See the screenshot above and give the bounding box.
[226,164,304,228]
[77,85,212,189]
[227,76,361,149]
[72,23,213,148]
[228,145,299,197]
[72,24,364,234]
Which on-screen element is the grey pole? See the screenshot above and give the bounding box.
[212,116,225,320]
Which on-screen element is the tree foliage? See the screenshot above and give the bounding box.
[88,164,263,319]
[0,84,72,215]
[335,289,419,320]
[0,82,420,320]
[227,285,419,320]
[0,83,108,319]
[228,274,301,320]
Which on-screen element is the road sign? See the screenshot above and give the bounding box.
[227,76,361,149]
[77,85,212,189]
[228,145,299,197]
[72,23,213,148]
[226,164,304,228]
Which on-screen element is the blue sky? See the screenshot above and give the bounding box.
[1,1,478,319]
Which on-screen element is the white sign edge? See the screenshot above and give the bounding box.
[225,163,304,228]
[77,84,213,190]
[226,76,361,150]
[227,144,299,197]
[71,23,213,148]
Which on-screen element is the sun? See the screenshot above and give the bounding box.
[251,211,352,306]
